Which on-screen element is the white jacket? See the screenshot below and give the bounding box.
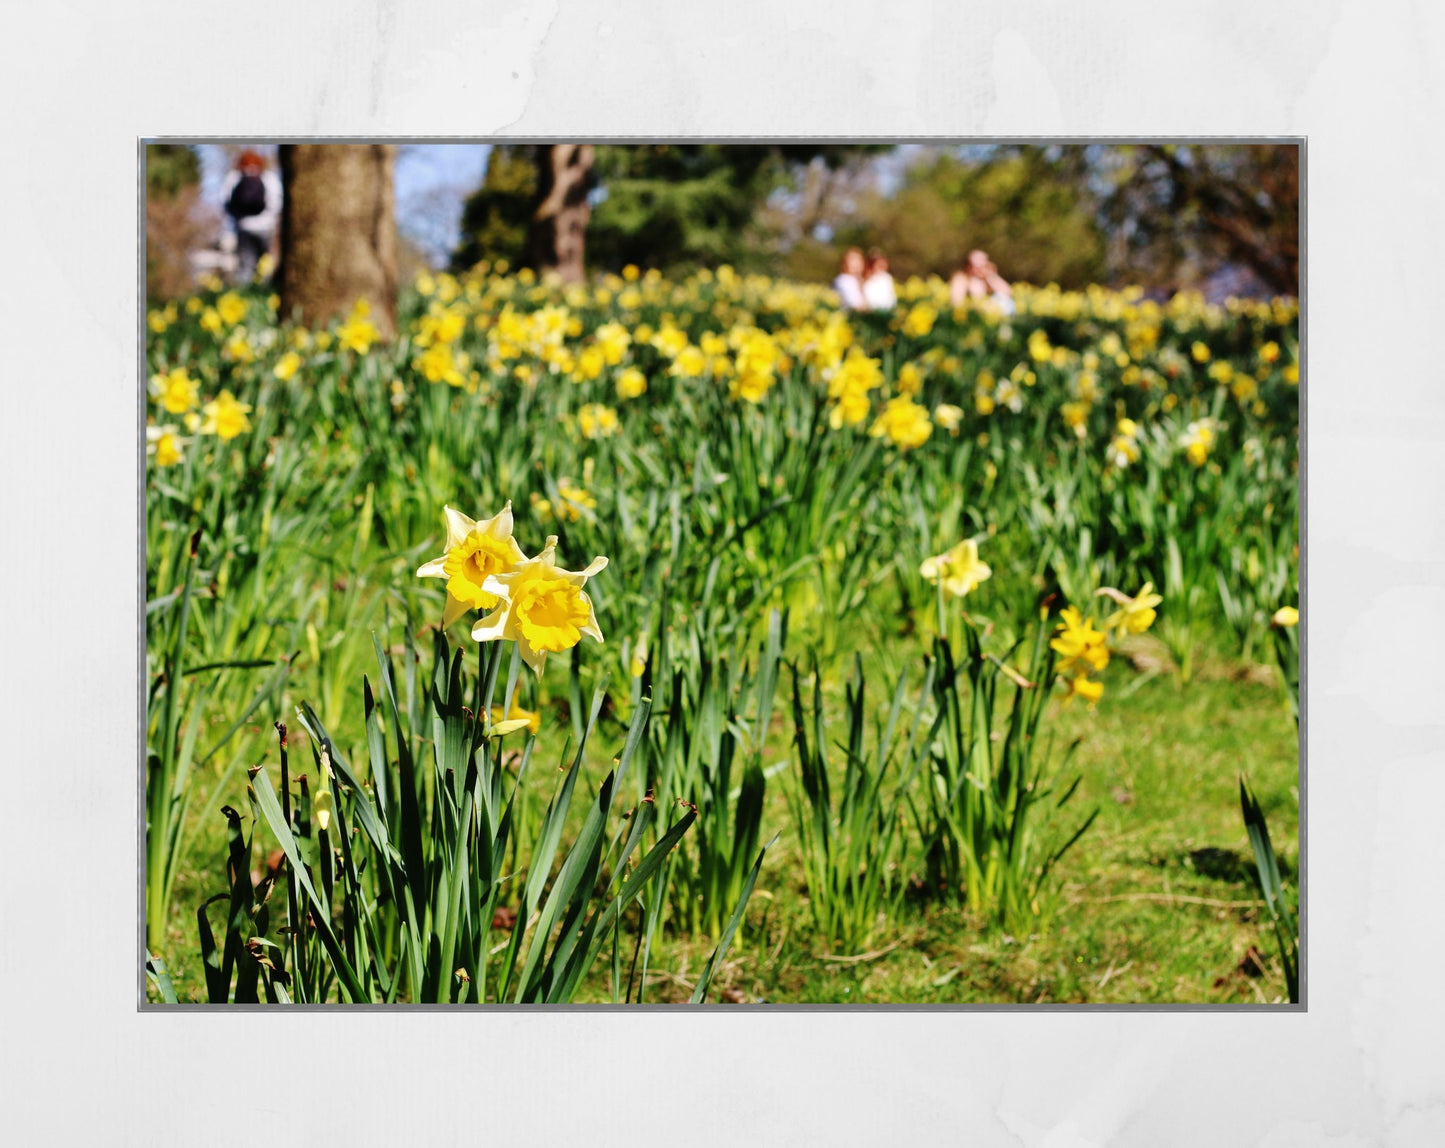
[220,169,284,235]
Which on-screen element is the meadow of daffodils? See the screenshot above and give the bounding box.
[144,263,1299,1004]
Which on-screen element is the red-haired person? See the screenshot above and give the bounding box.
[220,150,283,283]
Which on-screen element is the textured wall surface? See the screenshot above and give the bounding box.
[2,2,1442,1143]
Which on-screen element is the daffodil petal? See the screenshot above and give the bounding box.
[472,605,510,642]
[516,634,547,675]
[417,555,448,579]
[442,505,477,549]
[442,593,471,629]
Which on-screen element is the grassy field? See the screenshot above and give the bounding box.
[152,641,1296,1005]
[144,268,1299,1005]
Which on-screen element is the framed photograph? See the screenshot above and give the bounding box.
[141,140,1301,1009]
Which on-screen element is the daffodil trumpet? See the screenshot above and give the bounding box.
[471,535,608,675]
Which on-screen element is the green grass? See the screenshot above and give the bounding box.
[153,653,1297,1005]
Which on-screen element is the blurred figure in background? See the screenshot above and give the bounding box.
[220,150,283,284]
[833,246,867,311]
[862,248,897,311]
[950,248,1014,315]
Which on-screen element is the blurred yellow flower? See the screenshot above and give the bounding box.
[1028,329,1052,363]
[578,403,620,439]
[1178,419,1219,466]
[730,368,773,404]
[199,390,252,440]
[488,704,541,735]
[896,362,924,397]
[1191,341,1211,363]
[1272,605,1299,627]
[146,425,184,468]
[933,403,963,434]
[1051,607,1109,675]
[594,322,632,365]
[1061,673,1104,706]
[900,303,937,338]
[223,331,255,364]
[415,343,469,386]
[1096,583,1162,636]
[337,300,381,354]
[273,350,303,382]
[670,345,707,378]
[616,367,648,400]
[1107,433,1141,467]
[471,535,608,674]
[216,292,247,327]
[416,502,527,628]
[870,396,933,450]
[1060,401,1089,438]
[150,368,199,414]
[920,538,991,599]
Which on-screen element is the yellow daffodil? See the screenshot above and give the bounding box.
[150,368,199,414]
[616,367,648,400]
[670,345,707,378]
[896,362,924,396]
[934,403,964,434]
[1051,607,1110,675]
[1061,673,1105,706]
[199,390,252,440]
[1060,401,1090,438]
[1096,583,1162,636]
[223,330,255,364]
[594,322,631,365]
[578,404,619,439]
[1179,419,1219,466]
[471,535,608,675]
[337,300,381,354]
[216,292,248,327]
[146,424,185,468]
[1272,605,1299,628]
[416,503,527,628]
[730,368,773,404]
[415,343,469,386]
[273,350,302,381]
[900,303,937,338]
[920,538,992,599]
[870,396,933,450]
[1107,434,1140,467]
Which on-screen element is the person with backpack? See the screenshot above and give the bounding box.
[219,149,283,284]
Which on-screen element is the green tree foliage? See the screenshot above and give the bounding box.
[828,148,1107,287]
[451,144,884,276]
[450,145,537,273]
[146,144,200,200]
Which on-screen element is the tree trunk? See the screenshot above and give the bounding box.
[278,144,398,336]
[529,144,595,284]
